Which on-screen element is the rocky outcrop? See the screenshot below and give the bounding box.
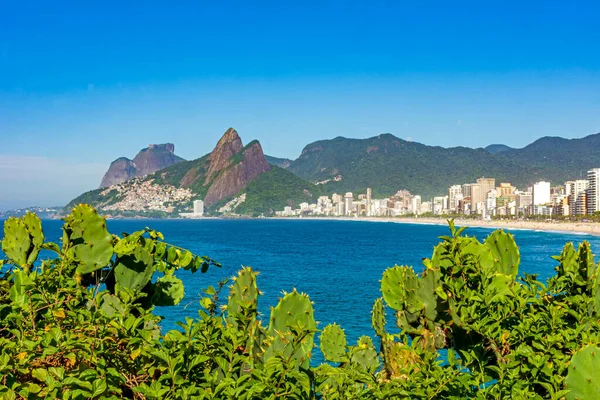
[99,143,185,188]
[99,157,137,188]
[205,128,244,182]
[204,140,271,206]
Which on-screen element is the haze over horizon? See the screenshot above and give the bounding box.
[1,1,599,211]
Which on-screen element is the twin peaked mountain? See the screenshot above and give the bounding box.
[67,128,315,216]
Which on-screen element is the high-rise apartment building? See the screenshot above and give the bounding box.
[533,181,551,206]
[470,184,483,211]
[193,200,204,216]
[587,169,600,214]
[344,192,354,216]
[411,195,422,215]
[366,188,372,216]
[566,179,588,215]
[477,177,496,196]
[448,185,462,211]
[462,183,472,198]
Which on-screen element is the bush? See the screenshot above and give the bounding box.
[1,208,599,398]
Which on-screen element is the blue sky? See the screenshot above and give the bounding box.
[1,0,599,210]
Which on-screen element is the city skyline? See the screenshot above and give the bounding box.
[276,168,600,220]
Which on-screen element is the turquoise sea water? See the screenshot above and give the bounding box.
[4,218,600,363]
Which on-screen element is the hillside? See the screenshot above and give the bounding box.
[286,132,600,198]
[495,133,600,181]
[66,129,319,217]
[99,143,185,188]
[485,144,513,154]
[265,155,293,169]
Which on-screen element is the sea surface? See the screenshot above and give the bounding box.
[3,218,600,363]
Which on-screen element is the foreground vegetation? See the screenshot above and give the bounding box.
[1,206,600,398]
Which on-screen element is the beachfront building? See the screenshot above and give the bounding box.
[587,169,600,214]
[193,200,204,216]
[411,195,422,215]
[567,179,588,215]
[533,181,551,214]
[448,185,462,212]
[516,191,533,216]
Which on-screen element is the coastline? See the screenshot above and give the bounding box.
[272,216,600,237]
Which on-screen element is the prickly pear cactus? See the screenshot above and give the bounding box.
[484,230,520,278]
[64,205,114,274]
[265,290,316,369]
[565,344,600,400]
[1,212,45,270]
[114,246,154,292]
[371,297,386,338]
[349,336,379,372]
[381,266,422,313]
[320,324,347,363]
[151,275,185,306]
[23,212,44,265]
[577,241,596,285]
[227,267,259,325]
[2,217,32,268]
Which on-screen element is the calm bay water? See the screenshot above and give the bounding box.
[4,218,600,362]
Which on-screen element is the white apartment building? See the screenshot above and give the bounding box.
[533,181,551,206]
[448,185,462,212]
[193,200,204,216]
[587,169,600,214]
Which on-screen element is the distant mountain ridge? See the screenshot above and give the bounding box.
[285,131,600,198]
[265,155,293,169]
[99,143,185,188]
[67,129,318,216]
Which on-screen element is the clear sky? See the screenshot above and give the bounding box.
[1,0,599,210]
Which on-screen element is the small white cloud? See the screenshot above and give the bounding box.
[457,120,462,126]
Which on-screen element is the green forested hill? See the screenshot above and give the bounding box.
[287,132,600,198]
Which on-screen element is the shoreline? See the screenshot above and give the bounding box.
[271,216,600,237]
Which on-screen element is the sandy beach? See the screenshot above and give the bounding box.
[280,216,600,237]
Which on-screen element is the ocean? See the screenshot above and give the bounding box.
[3,218,600,363]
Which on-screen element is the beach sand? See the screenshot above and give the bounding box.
[280,216,600,237]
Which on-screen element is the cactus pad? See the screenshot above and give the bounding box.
[485,230,520,278]
[320,324,347,362]
[265,290,316,369]
[565,344,600,400]
[64,205,114,274]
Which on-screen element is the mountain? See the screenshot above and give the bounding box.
[485,144,513,154]
[495,133,600,181]
[286,132,600,198]
[66,129,318,217]
[99,143,185,188]
[265,155,293,169]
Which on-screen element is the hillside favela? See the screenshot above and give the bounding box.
[3,2,600,399]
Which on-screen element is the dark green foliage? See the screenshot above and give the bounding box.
[233,166,324,215]
[3,210,600,398]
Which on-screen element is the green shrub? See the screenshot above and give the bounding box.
[1,210,600,399]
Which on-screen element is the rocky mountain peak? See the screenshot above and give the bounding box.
[205,128,244,182]
[203,138,271,206]
[99,143,184,188]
